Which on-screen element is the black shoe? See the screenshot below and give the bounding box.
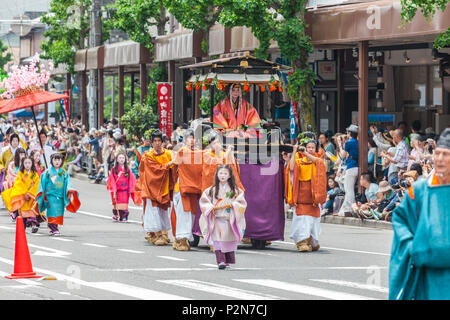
[218,262,226,270]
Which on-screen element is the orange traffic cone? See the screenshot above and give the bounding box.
[5,216,42,279]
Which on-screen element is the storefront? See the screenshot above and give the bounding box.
[305,0,450,172]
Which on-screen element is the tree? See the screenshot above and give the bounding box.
[164,0,227,54]
[401,0,450,49]
[108,0,169,49]
[104,75,140,119]
[0,39,12,75]
[121,101,158,140]
[40,0,92,73]
[222,0,315,131]
[108,0,169,107]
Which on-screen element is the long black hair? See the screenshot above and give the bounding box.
[19,156,37,174]
[209,164,238,200]
[14,147,26,168]
[30,150,41,166]
[113,151,129,177]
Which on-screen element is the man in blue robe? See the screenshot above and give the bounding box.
[389,128,450,300]
[132,133,152,178]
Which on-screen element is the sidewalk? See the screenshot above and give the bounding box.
[285,210,393,230]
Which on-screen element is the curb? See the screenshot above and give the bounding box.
[285,210,392,230]
[72,173,107,185]
[320,215,393,230]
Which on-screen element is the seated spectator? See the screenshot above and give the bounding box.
[68,147,83,177]
[322,175,342,216]
[409,162,423,180]
[375,181,400,220]
[351,172,381,219]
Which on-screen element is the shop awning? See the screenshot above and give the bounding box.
[74,49,87,72]
[306,0,450,47]
[154,30,204,62]
[103,40,152,68]
[86,46,104,70]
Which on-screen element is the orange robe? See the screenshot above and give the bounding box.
[201,150,245,192]
[213,97,261,130]
[175,147,203,214]
[135,148,176,210]
[286,150,327,218]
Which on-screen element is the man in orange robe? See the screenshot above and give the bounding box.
[171,129,203,251]
[286,140,327,252]
[201,133,244,192]
[136,130,176,246]
[213,84,262,131]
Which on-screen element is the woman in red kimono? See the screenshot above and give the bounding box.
[107,150,141,222]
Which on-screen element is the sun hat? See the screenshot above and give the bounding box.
[377,181,392,194]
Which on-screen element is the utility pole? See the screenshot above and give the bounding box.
[88,0,102,129]
[111,76,115,120]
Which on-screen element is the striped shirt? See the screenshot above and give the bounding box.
[393,140,410,169]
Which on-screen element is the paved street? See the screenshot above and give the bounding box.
[0,178,393,300]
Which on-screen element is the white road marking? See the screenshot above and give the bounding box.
[0,270,43,285]
[91,282,189,300]
[307,267,388,270]
[51,237,74,242]
[82,243,108,248]
[0,284,37,289]
[159,279,283,300]
[29,244,72,258]
[77,210,141,224]
[0,256,188,300]
[234,279,377,300]
[310,279,389,293]
[99,267,216,272]
[58,291,72,295]
[117,249,144,254]
[0,226,15,230]
[157,256,187,261]
[200,263,218,268]
[129,206,142,211]
[273,241,390,256]
[239,250,275,256]
[96,267,262,272]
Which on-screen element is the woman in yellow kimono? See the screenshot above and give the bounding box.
[286,140,327,252]
[3,147,26,221]
[2,156,40,232]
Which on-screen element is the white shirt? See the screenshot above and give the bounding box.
[28,140,55,168]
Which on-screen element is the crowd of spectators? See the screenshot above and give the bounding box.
[315,120,440,222]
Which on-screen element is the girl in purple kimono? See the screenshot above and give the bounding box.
[107,151,141,222]
[199,164,247,270]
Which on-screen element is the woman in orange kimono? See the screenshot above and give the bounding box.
[286,140,327,252]
[213,84,261,132]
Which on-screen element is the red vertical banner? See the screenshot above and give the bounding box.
[157,83,172,138]
[63,90,70,124]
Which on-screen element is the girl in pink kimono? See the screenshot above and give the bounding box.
[107,151,141,222]
[199,164,247,270]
